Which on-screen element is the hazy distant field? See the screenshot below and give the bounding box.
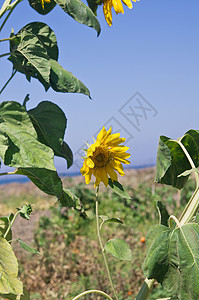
[0,167,194,299]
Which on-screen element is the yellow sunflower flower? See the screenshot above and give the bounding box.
[103,0,140,26]
[80,126,131,187]
[40,0,51,9]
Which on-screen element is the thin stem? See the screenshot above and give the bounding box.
[177,139,199,188]
[135,278,155,300]
[0,52,12,58]
[96,186,118,300]
[0,171,16,176]
[4,210,20,239]
[0,69,16,95]
[0,0,12,19]
[0,37,15,42]
[72,289,113,300]
[169,215,181,228]
[0,0,22,32]
[179,186,199,225]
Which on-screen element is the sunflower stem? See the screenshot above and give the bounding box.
[72,289,113,300]
[0,69,16,95]
[0,0,23,32]
[4,210,20,239]
[96,186,119,300]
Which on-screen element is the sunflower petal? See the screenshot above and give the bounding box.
[97,168,109,186]
[110,146,130,153]
[103,0,113,26]
[106,166,118,182]
[85,171,92,184]
[122,0,132,9]
[87,157,95,168]
[97,126,107,143]
[111,160,125,176]
[112,0,124,14]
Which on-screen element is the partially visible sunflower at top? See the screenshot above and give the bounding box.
[103,0,140,26]
[39,0,51,9]
[80,127,131,187]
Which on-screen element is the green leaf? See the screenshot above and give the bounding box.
[108,178,131,199]
[9,25,50,86]
[143,224,171,283]
[14,168,84,212]
[50,59,91,98]
[17,239,39,254]
[9,22,59,91]
[0,237,23,295]
[19,22,59,60]
[0,215,13,241]
[28,0,56,15]
[86,0,99,15]
[155,130,199,189]
[105,238,132,261]
[0,101,55,170]
[54,0,101,36]
[99,215,123,225]
[28,101,73,168]
[17,204,32,220]
[143,223,199,299]
[156,201,170,227]
[58,141,73,169]
[0,287,30,299]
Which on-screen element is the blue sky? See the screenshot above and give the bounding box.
[1,0,199,174]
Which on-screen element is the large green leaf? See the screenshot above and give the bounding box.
[0,101,55,170]
[55,0,101,36]
[50,59,91,97]
[9,27,50,86]
[9,22,60,91]
[0,237,23,295]
[28,0,56,15]
[16,22,59,60]
[28,101,73,168]
[155,130,199,189]
[8,23,91,96]
[143,223,199,299]
[15,168,84,211]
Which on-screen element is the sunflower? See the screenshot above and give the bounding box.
[40,0,51,9]
[103,0,140,26]
[80,126,131,187]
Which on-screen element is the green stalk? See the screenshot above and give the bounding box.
[4,210,20,239]
[0,52,12,58]
[0,171,16,176]
[0,0,23,32]
[0,69,16,95]
[177,139,199,225]
[0,37,15,42]
[135,278,155,300]
[0,0,12,19]
[177,139,199,188]
[136,139,199,300]
[96,186,119,300]
[72,289,113,300]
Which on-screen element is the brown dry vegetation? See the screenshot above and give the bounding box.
[0,167,184,299]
